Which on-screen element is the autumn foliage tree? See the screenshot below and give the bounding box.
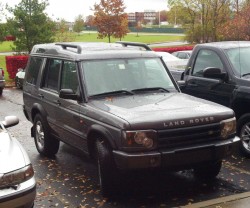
[93,0,129,42]
[219,3,250,40]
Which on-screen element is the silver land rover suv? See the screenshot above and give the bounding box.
[22,42,240,197]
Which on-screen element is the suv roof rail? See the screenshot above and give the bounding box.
[55,43,82,54]
[116,41,152,51]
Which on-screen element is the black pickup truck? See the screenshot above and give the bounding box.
[180,41,250,157]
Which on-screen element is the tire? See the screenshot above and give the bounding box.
[237,114,250,158]
[33,114,60,157]
[95,139,119,197]
[193,160,222,180]
[15,77,22,89]
[0,88,2,96]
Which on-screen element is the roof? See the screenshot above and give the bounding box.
[197,41,250,50]
[30,42,157,60]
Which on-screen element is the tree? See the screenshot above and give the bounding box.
[55,19,75,42]
[220,3,250,40]
[93,0,129,43]
[0,3,6,42]
[85,15,95,27]
[6,0,55,53]
[135,21,142,37]
[73,15,85,35]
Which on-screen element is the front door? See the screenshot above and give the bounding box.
[182,49,236,107]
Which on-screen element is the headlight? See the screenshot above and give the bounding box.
[122,130,157,149]
[220,117,236,139]
[0,164,34,188]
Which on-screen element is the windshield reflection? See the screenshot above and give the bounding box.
[81,58,176,96]
[226,47,250,78]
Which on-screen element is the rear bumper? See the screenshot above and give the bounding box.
[0,80,5,88]
[113,136,240,170]
[0,177,36,208]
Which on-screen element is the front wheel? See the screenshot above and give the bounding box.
[238,114,250,158]
[193,160,222,180]
[0,88,2,96]
[95,139,119,197]
[33,114,60,157]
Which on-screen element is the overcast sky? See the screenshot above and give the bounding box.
[1,0,168,22]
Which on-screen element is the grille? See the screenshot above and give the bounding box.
[157,123,221,148]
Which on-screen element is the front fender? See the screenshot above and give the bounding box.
[88,124,119,149]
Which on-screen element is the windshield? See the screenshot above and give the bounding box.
[225,47,250,78]
[81,58,176,96]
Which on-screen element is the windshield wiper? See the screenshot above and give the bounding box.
[242,73,250,77]
[132,87,170,93]
[90,90,134,97]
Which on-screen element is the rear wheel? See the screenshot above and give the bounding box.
[193,160,222,180]
[95,139,119,197]
[33,114,60,157]
[0,88,2,96]
[238,114,250,158]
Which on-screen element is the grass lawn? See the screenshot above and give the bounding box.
[0,32,185,52]
[0,32,185,81]
[0,41,14,53]
[74,32,184,43]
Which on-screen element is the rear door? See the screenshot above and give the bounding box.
[39,58,62,134]
[182,49,235,107]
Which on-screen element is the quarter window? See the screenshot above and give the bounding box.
[25,57,43,85]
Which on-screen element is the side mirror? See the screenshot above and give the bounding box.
[203,67,227,80]
[2,116,19,128]
[59,89,78,100]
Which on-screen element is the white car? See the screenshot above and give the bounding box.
[15,68,25,89]
[0,116,36,208]
[172,50,193,60]
[155,51,188,70]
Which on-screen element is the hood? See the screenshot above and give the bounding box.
[88,93,234,130]
[0,129,29,173]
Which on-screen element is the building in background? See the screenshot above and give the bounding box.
[128,10,156,26]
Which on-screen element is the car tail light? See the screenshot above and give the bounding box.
[1,69,4,77]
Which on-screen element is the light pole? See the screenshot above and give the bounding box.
[158,11,161,28]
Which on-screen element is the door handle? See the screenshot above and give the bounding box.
[53,100,61,105]
[188,83,198,87]
[38,93,44,98]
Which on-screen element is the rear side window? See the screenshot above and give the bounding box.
[26,57,43,85]
[43,59,62,91]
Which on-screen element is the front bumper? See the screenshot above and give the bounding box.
[0,177,36,208]
[113,136,240,170]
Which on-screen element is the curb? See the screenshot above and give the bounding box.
[181,192,250,208]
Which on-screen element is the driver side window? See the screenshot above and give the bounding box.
[192,49,224,77]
